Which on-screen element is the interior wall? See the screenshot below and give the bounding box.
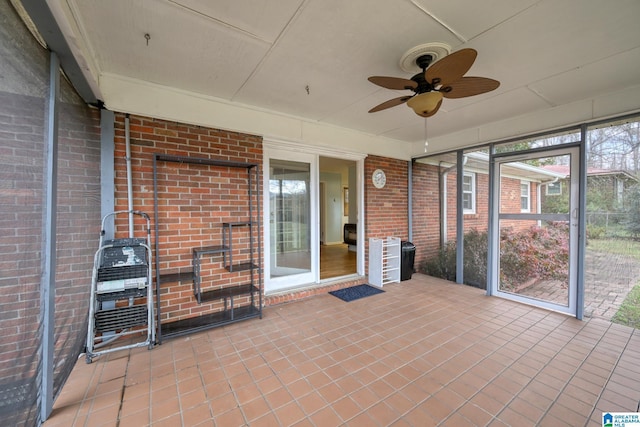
[348,165,357,224]
[319,171,343,244]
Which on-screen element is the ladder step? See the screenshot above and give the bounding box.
[95,305,148,332]
[98,265,148,281]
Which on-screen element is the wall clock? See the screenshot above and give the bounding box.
[372,169,386,189]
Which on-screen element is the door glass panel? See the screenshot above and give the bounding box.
[498,219,570,306]
[497,152,575,311]
[269,159,311,278]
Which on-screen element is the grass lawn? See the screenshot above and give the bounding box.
[589,238,640,328]
[612,284,640,329]
[588,237,640,260]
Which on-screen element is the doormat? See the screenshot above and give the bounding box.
[329,284,384,302]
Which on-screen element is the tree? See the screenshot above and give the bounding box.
[624,184,640,239]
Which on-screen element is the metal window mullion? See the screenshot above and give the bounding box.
[40,51,60,422]
[576,124,587,320]
[456,151,464,284]
[487,145,497,296]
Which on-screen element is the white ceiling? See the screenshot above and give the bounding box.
[45,0,640,156]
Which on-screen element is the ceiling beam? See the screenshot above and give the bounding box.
[20,0,99,105]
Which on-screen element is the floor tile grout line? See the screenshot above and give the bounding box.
[500,312,599,418]
[50,279,640,427]
[585,321,636,425]
[357,300,558,425]
[488,313,607,426]
[431,310,587,426]
[114,352,131,427]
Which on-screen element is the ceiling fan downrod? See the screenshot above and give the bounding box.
[411,55,437,94]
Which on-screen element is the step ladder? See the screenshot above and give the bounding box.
[85,211,155,363]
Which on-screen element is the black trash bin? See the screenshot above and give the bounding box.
[401,241,416,281]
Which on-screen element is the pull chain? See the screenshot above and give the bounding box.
[424,118,429,153]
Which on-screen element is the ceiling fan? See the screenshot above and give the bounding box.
[368,48,500,117]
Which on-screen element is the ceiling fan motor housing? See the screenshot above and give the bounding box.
[411,55,436,94]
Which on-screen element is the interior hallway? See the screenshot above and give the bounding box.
[44,275,640,426]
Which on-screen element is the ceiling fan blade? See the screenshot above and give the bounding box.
[368,96,412,113]
[368,76,418,91]
[441,77,500,99]
[415,99,442,118]
[425,48,477,86]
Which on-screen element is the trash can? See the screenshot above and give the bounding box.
[401,241,416,281]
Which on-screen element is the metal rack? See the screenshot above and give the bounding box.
[85,211,155,363]
[192,222,260,312]
[153,154,262,342]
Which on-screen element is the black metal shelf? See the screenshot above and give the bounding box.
[160,305,261,339]
[193,245,230,257]
[159,270,193,283]
[226,262,259,272]
[153,154,263,344]
[199,284,259,302]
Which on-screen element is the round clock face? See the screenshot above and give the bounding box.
[372,169,386,189]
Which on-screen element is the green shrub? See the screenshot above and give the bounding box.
[462,229,488,288]
[421,241,456,281]
[422,223,569,289]
[624,184,640,239]
[499,222,569,288]
[586,224,606,240]
[419,229,488,288]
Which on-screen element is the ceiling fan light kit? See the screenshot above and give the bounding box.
[407,91,443,116]
[368,43,500,118]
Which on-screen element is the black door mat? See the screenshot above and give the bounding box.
[329,284,384,302]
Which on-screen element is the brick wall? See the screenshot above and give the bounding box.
[463,172,490,233]
[0,91,45,401]
[410,161,540,270]
[444,170,491,241]
[499,177,539,232]
[410,162,440,265]
[0,87,100,424]
[364,156,410,272]
[53,94,102,381]
[112,114,263,324]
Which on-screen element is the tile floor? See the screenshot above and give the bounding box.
[44,275,640,426]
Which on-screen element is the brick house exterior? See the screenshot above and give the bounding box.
[107,111,560,330]
[109,114,415,327]
[411,156,550,262]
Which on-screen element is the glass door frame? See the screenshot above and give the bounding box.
[263,140,366,294]
[488,145,580,315]
[264,147,318,292]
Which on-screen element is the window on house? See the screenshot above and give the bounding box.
[521,181,530,212]
[463,172,476,214]
[546,181,561,195]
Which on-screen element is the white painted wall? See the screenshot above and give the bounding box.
[100,74,414,161]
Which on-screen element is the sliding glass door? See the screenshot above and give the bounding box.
[265,149,317,291]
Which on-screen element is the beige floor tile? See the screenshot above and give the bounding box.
[43,275,640,427]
